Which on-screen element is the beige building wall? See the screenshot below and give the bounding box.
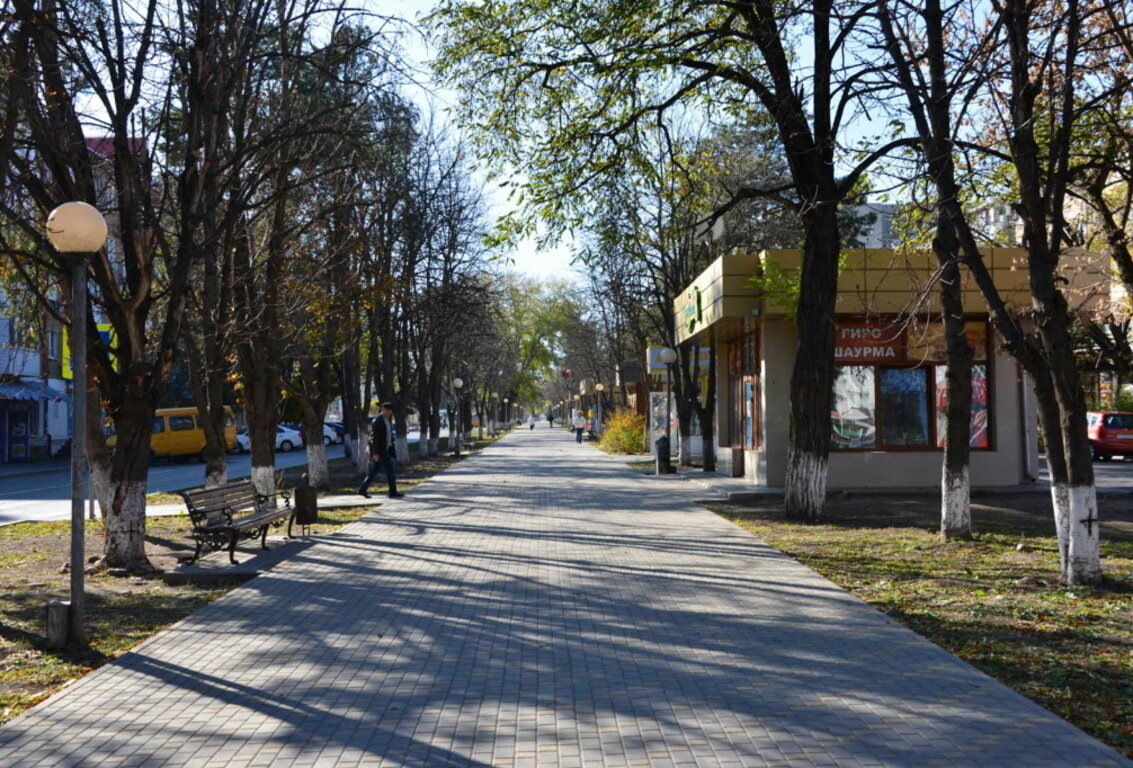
[676,247,1068,489]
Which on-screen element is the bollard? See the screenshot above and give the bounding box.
[46,600,70,649]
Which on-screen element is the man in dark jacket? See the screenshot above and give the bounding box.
[358,402,403,499]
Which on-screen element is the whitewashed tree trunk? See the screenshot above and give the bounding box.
[305,440,328,489]
[940,465,972,540]
[395,436,409,464]
[679,435,693,466]
[251,465,276,501]
[1065,485,1102,585]
[1050,482,1071,573]
[784,450,826,521]
[103,481,149,568]
[354,425,371,473]
[428,437,438,456]
[204,460,228,489]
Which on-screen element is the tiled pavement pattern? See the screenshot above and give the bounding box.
[2,429,1129,768]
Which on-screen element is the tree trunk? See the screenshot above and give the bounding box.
[784,203,840,521]
[936,220,974,541]
[305,439,328,489]
[102,398,155,572]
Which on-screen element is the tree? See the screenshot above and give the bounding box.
[0,0,254,571]
[430,0,908,520]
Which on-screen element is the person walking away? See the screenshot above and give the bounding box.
[358,402,404,498]
[572,410,586,443]
[548,412,555,429]
[527,414,536,430]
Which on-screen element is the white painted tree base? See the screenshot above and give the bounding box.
[940,466,971,539]
[103,481,149,569]
[305,441,328,488]
[1066,485,1102,585]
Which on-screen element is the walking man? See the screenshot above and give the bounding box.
[359,402,403,499]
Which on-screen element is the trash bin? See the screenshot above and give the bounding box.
[655,435,672,475]
[294,474,317,534]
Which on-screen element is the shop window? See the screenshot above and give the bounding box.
[833,366,876,448]
[728,332,761,449]
[832,318,992,451]
[935,365,989,448]
[878,368,931,446]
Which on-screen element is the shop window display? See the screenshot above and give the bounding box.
[831,318,991,451]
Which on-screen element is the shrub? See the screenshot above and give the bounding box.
[600,409,648,454]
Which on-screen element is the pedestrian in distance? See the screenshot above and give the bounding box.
[527,414,536,430]
[548,412,555,429]
[572,409,586,443]
[358,402,403,499]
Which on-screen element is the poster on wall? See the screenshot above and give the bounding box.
[832,366,876,448]
[935,365,989,448]
[908,322,988,363]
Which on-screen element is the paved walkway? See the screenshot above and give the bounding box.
[1,428,1128,767]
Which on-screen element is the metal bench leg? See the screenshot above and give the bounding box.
[192,537,204,564]
[228,531,239,564]
[286,511,295,539]
[260,524,270,550]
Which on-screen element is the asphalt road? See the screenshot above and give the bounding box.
[0,444,348,527]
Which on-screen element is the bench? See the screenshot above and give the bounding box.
[179,481,293,564]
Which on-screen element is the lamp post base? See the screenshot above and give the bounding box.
[46,600,70,649]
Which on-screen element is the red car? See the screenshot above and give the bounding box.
[1086,411,1133,461]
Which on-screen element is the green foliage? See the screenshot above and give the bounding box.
[599,409,647,454]
[748,255,801,316]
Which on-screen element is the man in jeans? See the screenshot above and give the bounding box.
[358,402,403,499]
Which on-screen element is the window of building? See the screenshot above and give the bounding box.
[833,366,876,448]
[832,318,991,451]
[48,329,61,361]
[729,328,760,450]
[935,365,989,448]
[878,368,931,446]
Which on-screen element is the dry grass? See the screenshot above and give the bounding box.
[711,492,1133,757]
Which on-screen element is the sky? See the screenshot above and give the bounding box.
[366,0,582,282]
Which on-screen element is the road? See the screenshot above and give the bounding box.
[0,444,350,527]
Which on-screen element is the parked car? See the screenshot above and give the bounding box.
[232,424,304,453]
[1086,411,1133,460]
[325,422,346,443]
[108,406,236,461]
[275,425,303,452]
[298,423,342,446]
[233,427,251,453]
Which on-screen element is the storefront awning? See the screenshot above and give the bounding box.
[0,379,69,403]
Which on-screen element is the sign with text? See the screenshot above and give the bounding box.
[834,322,906,363]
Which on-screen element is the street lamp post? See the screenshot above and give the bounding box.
[595,383,606,439]
[452,378,463,456]
[45,202,108,647]
[657,347,678,474]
